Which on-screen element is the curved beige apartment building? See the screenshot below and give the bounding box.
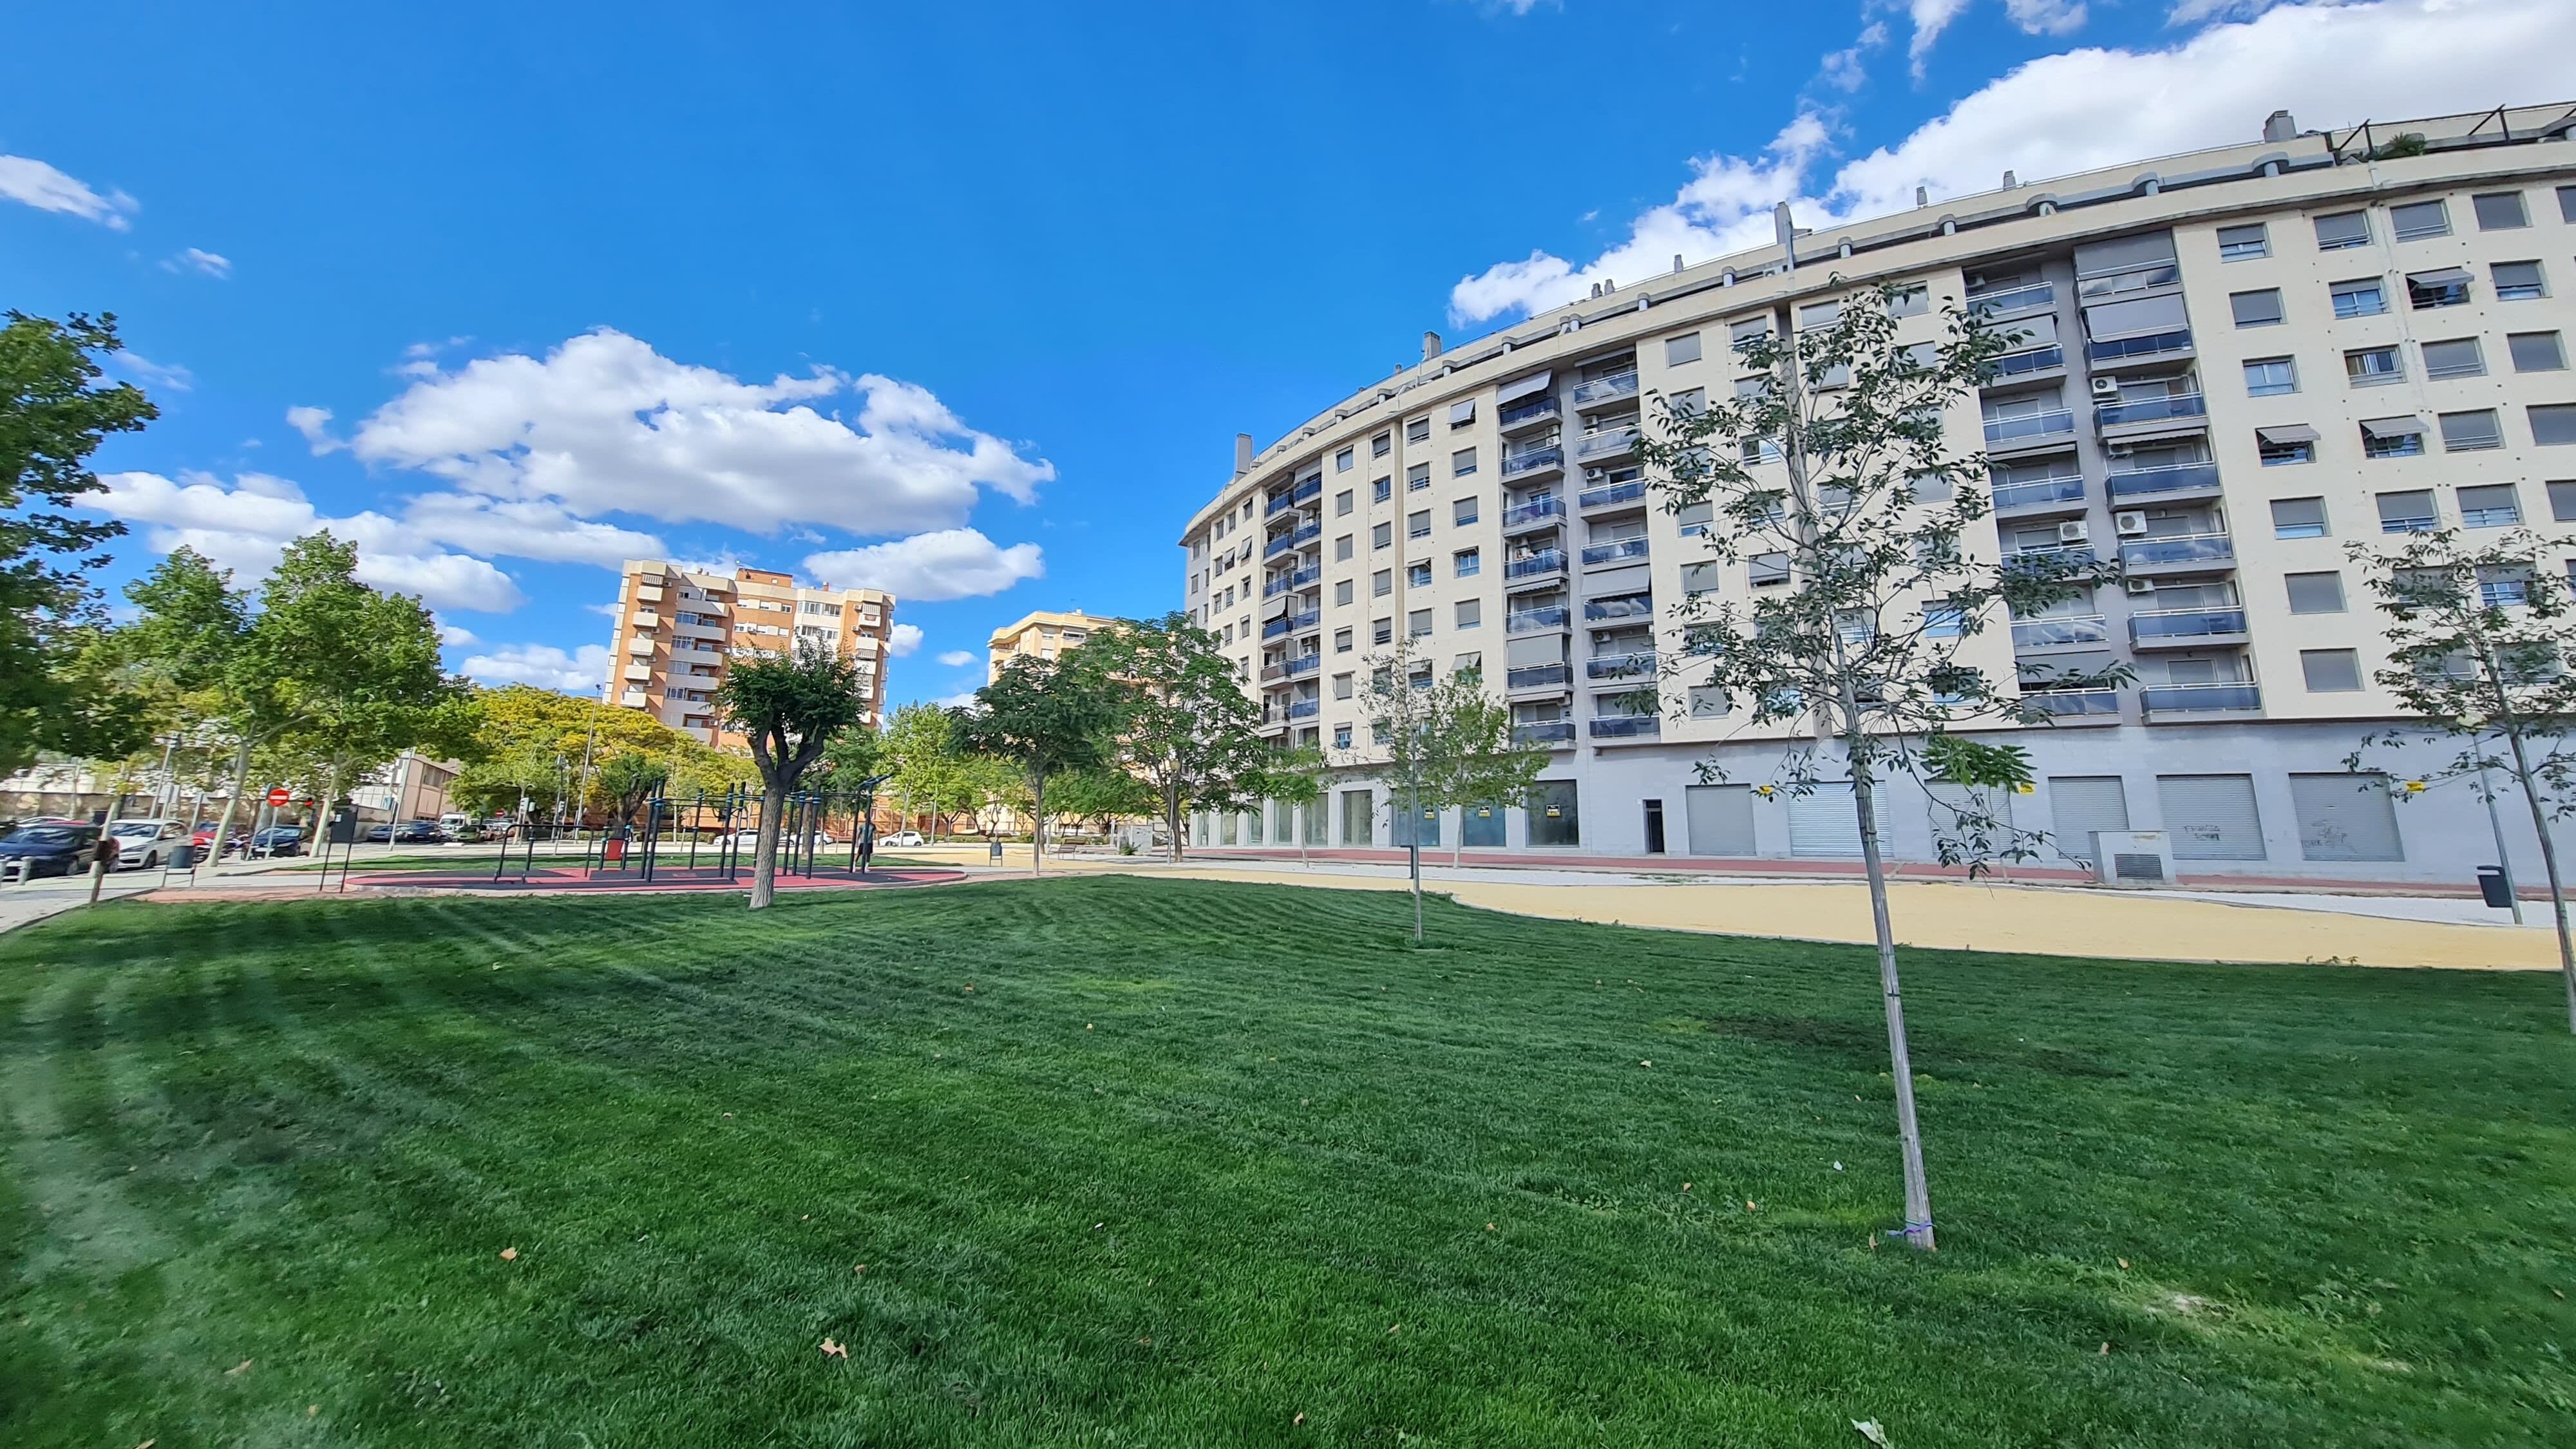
[987,609,1111,683]
[1177,104,2576,885]
[604,561,894,748]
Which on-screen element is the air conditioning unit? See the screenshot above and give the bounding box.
[2090,830,2176,887]
[1583,467,1605,482]
[2114,510,2150,536]
[2057,520,2090,543]
[2090,376,2123,397]
[2125,578,2159,595]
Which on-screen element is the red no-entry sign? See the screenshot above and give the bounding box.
[266,787,292,807]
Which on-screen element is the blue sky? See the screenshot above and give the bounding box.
[3,0,2558,706]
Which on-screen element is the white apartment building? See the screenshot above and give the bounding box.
[604,561,895,748]
[1177,105,2576,886]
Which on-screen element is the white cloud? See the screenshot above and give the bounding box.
[931,690,981,709]
[936,649,977,668]
[396,493,664,569]
[1820,23,1888,92]
[438,623,478,647]
[162,247,232,279]
[802,528,1044,603]
[113,350,193,393]
[886,623,924,658]
[285,405,346,454]
[460,642,613,694]
[0,154,135,229]
[2166,0,2287,20]
[1454,0,2568,323]
[339,328,1054,537]
[1904,0,1975,77]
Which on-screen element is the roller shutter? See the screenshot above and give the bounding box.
[1788,782,1889,857]
[2288,773,2403,861]
[2047,776,2129,862]
[2156,774,2266,860]
[1686,784,1756,856]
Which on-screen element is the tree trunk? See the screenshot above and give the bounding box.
[1406,786,1424,943]
[1166,782,1185,863]
[749,779,783,909]
[207,738,254,875]
[1030,770,1045,876]
[1852,756,1935,1251]
[2503,726,2576,1034]
[1299,800,1310,869]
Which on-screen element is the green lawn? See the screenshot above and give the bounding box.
[3,877,2571,1446]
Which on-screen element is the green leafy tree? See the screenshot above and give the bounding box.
[953,654,1119,876]
[1079,611,1268,860]
[1633,272,2110,1251]
[1044,764,1155,842]
[881,701,969,840]
[810,723,887,836]
[1260,743,1332,867]
[596,752,671,829]
[1,310,158,777]
[2345,527,2576,1032]
[1428,664,1549,869]
[714,638,869,908]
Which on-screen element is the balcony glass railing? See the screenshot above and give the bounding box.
[1262,523,1319,558]
[2120,531,2234,570]
[1261,610,1320,639]
[2077,263,2181,298]
[1584,594,1654,621]
[1967,281,2054,316]
[1262,565,1320,598]
[1983,409,2076,445]
[1991,475,2087,512]
[2022,687,2119,717]
[1260,655,1321,683]
[1573,428,1639,462]
[1503,494,1564,527]
[1500,395,1560,429]
[2003,544,2098,573]
[1504,549,1567,581]
[1578,479,1648,510]
[1506,662,1569,690]
[1984,345,2065,380]
[1287,699,1320,720]
[2129,607,2248,643]
[1513,720,1577,745]
[1506,607,1571,634]
[1589,715,1662,739]
[1586,651,1656,678]
[2096,392,2208,428]
[1580,537,1650,566]
[2010,616,2109,650]
[2142,681,2262,714]
[1263,478,1323,516]
[2087,329,2194,364]
[2106,462,2221,499]
[1501,444,1564,477]
[1569,371,1640,406]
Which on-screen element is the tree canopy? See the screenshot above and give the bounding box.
[715,639,869,907]
[1079,611,1269,860]
[953,654,1119,875]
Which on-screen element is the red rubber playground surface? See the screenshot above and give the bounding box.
[341,864,968,895]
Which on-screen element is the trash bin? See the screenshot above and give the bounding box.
[989,840,1004,863]
[169,844,194,871]
[2477,866,2514,909]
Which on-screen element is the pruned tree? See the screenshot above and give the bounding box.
[2345,526,2576,1032]
[596,752,671,829]
[1633,270,2117,1251]
[953,654,1119,876]
[714,637,868,909]
[1079,611,1269,860]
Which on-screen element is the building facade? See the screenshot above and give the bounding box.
[1177,105,2576,885]
[987,609,1110,682]
[605,561,895,746]
[347,750,462,824]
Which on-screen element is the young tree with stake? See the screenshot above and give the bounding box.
[1633,265,2117,1251]
[714,638,868,909]
[1345,640,1548,941]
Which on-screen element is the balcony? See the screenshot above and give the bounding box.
[2119,531,2234,573]
[1991,475,2087,515]
[1504,549,1568,583]
[2009,616,2110,650]
[2022,687,2119,718]
[1261,610,1321,640]
[2086,328,2194,365]
[1501,444,1565,480]
[2096,392,2208,430]
[1578,479,1648,511]
[1262,523,1320,558]
[1580,537,1650,567]
[622,662,652,682]
[1983,409,2076,448]
[1262,565,1320,598]
[2106,462,2222,502]
[627,634,656,655]
[1586,650,1656,679]
[1584,594,1654,622]
[1287,699,1320,721]
[2003,544,2099,576]
[1506,662,1570,691]
[1573,428,1639,463]
[1507,606,1571,634]
[1513,720,1577,746]
[1983,345,2065,381]
[1569,371,1640,408]
[2078,263,2180,299]
[1263,477,1323,516]
[1499,395,1561,433]
[2142,681,2262,716]
[1590,715,1662,740]
[1968,281,2054,318]
[1258,655,1321,683]
[1502,493,1564,531]
[619,688,649,707]
[2129,607,2249,648]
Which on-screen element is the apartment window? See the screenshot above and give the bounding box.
[1333,724,1352,748]
[2377,489,2439,533]
[1886,283,1929,317]
[2302,649,2365,693]
[1453,496,1479,526]
[2479,564,2532,608]
[1331,447,1353,473]
[2390,199,2451,241]
[2361,417,2427,457]
[1676,500,1715,533]
[2563,185,2576,223]
[2329,278,2387,317]
[1749,552,1790,586]
[2271,497,2328,538]
[1451,448,1477,477]
[1407,509,1432,540]
[1328,672,1353,701]
[1371,569,1392,597]
[2229,289,2285,327]
[1665,332,1703,366]
[2286,571,2345,614]
[2439,410,2503,453]
[2536,405,2576,446]
[1371,617,1393,645]
[1406,562,1432,588]
[2345,346,2403,385]
[2257,427,2316,466]
[2553,481,2576,522]
[2405,268,2471,308]
[1334,627,1353,653]
[1371,522,1392,551]
[1406,463,1431,491]
[1406,417,1430,444]
[1334,534,1354,562]
[2494,261,2550,300]
[1728,316,1771,356]
[1370,431,1393,459]
[2510,332,2568,372]
[1407,609,1432,639]
[2217,223,2269,261]
[2474,191,2530,230]
[1220,623,1233,644]
[2243,357,2298,396]
[1798,299,1842,332]
[1681,560,1721,596]
[2420,337,2486,381]
[1454,547,1481,578]
[2458,483,2521,526]
[2313,211,2370,251]
[1333,579,1353,606]
[1455,598,1482,629]
[1668,387,1707,419]
[1922,599,1966,638]
[1334,489,1354,516]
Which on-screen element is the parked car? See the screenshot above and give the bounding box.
[248,827,306,858]
[189,822,248,858]
[392,819,448,844]
[886,830,925,848]
[0,821,104,882]
[106,819,189,869]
